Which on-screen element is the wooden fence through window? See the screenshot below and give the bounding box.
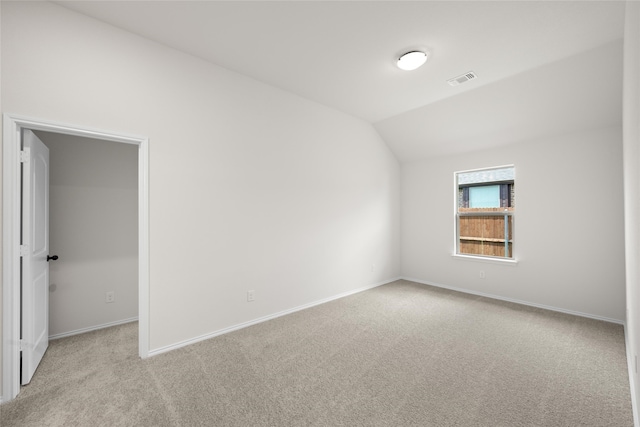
[458,208,514,258]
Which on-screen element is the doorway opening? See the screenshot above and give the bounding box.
[36,130,139,341]
[2,114,150,403]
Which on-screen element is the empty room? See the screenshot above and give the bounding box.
[1,1,640,426]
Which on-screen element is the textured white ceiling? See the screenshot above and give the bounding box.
[54,0,626,160]
[376,40,623,161]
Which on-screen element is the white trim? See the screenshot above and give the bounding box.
[1,114,150,403]
[148,277,401,357]
[451,253,518,265]
[49,317,139,341]
[402,276,624,324]
[624,323,640,427]
[455,163,516,176]
[138,135,150,359]
[2,115,21,404]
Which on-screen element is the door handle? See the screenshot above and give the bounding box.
[47,255,59,262]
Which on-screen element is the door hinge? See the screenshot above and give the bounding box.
[19,339,23,351]
[20,149,30,163]
[20,245,28,256]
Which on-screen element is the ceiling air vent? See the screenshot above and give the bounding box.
[447,71,478,87]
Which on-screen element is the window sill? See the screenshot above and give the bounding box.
[451,254,518,266]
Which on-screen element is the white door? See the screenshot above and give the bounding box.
[21,130,51,385]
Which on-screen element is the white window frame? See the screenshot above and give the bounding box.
[453,165,517,264]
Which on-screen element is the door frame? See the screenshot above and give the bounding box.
[2,114,150,402]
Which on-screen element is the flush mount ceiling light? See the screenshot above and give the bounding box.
[397,50,428,71]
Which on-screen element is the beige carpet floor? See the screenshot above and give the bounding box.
[0,280,634,426]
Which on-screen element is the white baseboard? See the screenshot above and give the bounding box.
[148,277,401,357]
[401,276,624,325]
[49,317,139,340]
[624,323,640,427]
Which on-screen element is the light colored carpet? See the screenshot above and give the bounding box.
[1,280,633,426]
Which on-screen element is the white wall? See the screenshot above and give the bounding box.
[35,132,138,338]
[402,126,625,321]
[0,0,400,378]
[0,0,3,400]
[623,0,640,423]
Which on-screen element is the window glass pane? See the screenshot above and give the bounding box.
[469,185,500,208]
[455,165,515,259]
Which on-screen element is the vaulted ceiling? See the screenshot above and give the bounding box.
[55,1,625,161]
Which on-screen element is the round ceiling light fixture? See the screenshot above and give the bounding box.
[397,50,428,71]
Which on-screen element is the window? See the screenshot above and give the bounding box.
[456,166,515,259]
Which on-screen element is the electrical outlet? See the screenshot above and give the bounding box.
[479,271,486,279]
[106,291,115,303]
[371,264,375,273]
[247,290,255,302]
